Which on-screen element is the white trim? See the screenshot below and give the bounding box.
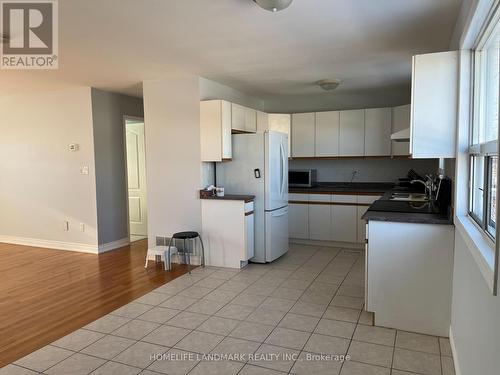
[0,235,98,253]
[98,237,130,253]
[455,215,495,291]
[449,327,463,375]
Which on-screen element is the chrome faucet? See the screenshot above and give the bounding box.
[410,175,434,201]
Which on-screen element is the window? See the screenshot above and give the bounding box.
[470,15,500,240]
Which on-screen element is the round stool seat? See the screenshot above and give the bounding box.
[172,231,200,240]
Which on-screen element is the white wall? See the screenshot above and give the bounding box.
[289,158,438,183]
[451,231,500,375]
[143,77,203,246]
[91,89,144,247]
[0,87,99,251]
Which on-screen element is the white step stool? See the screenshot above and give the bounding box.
[144,245,177,270]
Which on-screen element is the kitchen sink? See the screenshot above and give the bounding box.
[389,192,429,202]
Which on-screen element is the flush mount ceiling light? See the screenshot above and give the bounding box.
[253,0,293,12]
[317,79,342,91]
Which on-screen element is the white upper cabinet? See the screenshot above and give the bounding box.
[364,108,392,156]
[339,109,365,156]
[315,111,340,157]
[231,103,256,133]
[200,100,232,162]
[268,114,291,157]
[257,110,269,133]
[244,107,257,132]
[392,104,410,156]
[291,113,315,157]
[411,51,458,158]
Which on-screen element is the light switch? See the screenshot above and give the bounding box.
[63,221,69,231]
[79,223,85,232]
[80,166,89,175]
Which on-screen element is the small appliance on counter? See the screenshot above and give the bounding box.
[200,185,225,198]
[289,169,317,188]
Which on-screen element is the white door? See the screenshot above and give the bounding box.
[339,109,365,156]
[265,131,288,211]
[331,205,357,243]
[265,206,289,262]
[392,104,410,156]
[308,195,332,241]
[126,121,148,236]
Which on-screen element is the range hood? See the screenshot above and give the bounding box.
[391,128,410,142]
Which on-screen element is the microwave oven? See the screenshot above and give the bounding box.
[289,169,317,188]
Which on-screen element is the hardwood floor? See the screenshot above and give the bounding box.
[0,239,189,367]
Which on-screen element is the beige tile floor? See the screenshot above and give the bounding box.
[1,244,455,375]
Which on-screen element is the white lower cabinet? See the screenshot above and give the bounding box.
[289,193,382,244]
[201,199,254,269]
[331,205,357,243]
[308,195,332,241]
[288,194,309,239]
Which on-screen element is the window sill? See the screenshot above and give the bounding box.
[455,215,496,292]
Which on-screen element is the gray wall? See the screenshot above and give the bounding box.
[91,89,144,246]
[451,231,500,375]
[289,158,439,183]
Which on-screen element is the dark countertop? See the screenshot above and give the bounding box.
[200,192,255,203]
[362,192,453,225]
[289,182,394,195]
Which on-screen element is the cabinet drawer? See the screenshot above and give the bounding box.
[357,195,382,205]
[332,194,357,204]
[289,193,309,202]
[308,194,331,203]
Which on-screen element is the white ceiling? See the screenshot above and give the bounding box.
[0,0,461,102]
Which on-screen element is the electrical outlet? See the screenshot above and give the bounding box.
[79,223,85,232]
[63,221,69,231]
[80,166,89,175]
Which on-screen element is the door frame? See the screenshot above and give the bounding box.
[122,115,147,240]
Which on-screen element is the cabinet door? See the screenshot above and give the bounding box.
[231,103,246,132]
[291,113,315,157]
[339,109,365,156]
[245,213,255,260]
[288,203,309,239]
[221,101,232,160]
[392,104,410,156]
[315,111,340,157]
[365,108,392,156]
[331,205,357,243]
[200,101,222,162]
[269,114,291,157]
[308,195,332,241]
[245,107,257,132]
[411,51,458,158]
[257,110,269,132]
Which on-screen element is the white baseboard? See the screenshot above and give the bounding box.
[290,238,364,250]
[98,237,130,253]
[449,327,462,375]
[0,235,98,253]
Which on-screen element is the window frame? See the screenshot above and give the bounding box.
[469,31,499,244]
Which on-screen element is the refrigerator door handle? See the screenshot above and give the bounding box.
[280,141,286,200]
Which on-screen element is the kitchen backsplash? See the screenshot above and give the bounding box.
[289,158,440,183]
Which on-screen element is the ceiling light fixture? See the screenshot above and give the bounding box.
[317,79,342,91]
[253,0,293,12]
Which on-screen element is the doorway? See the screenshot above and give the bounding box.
[124,117,148,242]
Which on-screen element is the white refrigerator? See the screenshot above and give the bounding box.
[216,131,289,263]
